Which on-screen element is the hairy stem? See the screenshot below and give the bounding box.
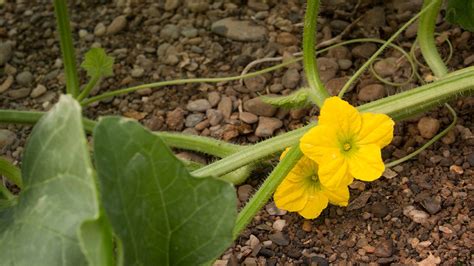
[418,0,448,77]
[233,145,302,238]
[303,0,329,107]
[77,75,101,101]
[53,0,80,97]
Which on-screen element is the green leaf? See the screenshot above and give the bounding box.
[446,0,474,31]
[0,95,113,266]
[0,156,22,188]
[261,88,311,109]
[94,117,237,266]
[81,48,114,78]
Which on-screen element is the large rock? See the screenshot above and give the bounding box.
[106,15,127,35]
[358,84,386,101]
[417,117,440,139]
[255,117,282,137]
[211,18,266,42]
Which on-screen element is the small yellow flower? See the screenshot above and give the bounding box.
[274,149,350,219]
[300,97,394,188]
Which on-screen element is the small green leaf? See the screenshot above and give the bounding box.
[94,117,237,266]
[446,0,474,32]
[81,48,114,78]
[0,156,22,188]
[261,88,311,109]
[0,96,113,266]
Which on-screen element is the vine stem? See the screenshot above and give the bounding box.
[418,0,448,77]
[80,58,299,106]
[303,0,330,107]
[233,145,302,238]
[53,0,80,97]
[77,75,101,101]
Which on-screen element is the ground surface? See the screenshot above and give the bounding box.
[0,0,473,265]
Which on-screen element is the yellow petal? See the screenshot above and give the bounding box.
[323,185,350,206]
[300,125,340,164]
[318,97,361,138]
[348,144,385,181]
[279,147,291,160]
[298,187,329,219]
[317,155,353,188]
[274,178,308,211]
[357,113,395,148]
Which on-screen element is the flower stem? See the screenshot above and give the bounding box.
[418,0,448,77]
[233,145,302,238]
[53,0,80,97]
[303,0,329,107]
[338,0,438,98]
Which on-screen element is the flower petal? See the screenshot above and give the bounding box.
[274,178,308,212]
[357,113,394,148]
[348,144,385,181]
[300,125,340,164]
[297,187,329,219]
[318,97,362,137]
[323,185,350,206]
[317,155,353,188]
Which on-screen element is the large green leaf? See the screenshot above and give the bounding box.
[446,0,474,32]
[0,96,113,266]
[94,117,237,265]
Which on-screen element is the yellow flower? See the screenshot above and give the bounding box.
[274,149,350,219]
[300,96,394,188]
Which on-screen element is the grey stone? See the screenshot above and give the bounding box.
[185,113,205,128]
[352,43,377,59]
[325,77,349,96]
[94,23,106,36]
[337,59,352,70]
[16,71,33,87]
[131,67,145,78]
[8,88,31,99]
[0,75,13,93]
[255,117,282,137]
[206,109,223,126]
[282,68,300,89]
[181,26,198,38]
[186,99,211,112]
[239,112,258,124]
[164,0,180,11]
[30,84,47,98]
[317,57,339,82]
[374,57,398,77]
[243,97,277,117]
[244,76,266,92]
[358,84,386,101]
[160,24,180,40]
[421,197,441,215]
[107,15,127,35]
[208,91,220,107]
[268,232,289,246]
[186,0,209,13]
[0,42,12,65]
[217,96,233,118]
[211,18,266,42]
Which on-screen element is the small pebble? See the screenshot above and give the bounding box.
[417,117,440,138]
[186,99,211,112]
[30,84,46,98]
[272,219,286,232]
[239,112,258,124]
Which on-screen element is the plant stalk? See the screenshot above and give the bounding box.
[418,0,448,77]
[303,0,329,107]
[53,0,80,97]
[233,145,302,238]
[77,75,101,101]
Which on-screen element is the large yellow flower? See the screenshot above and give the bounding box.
[274,149,350,219]
[300,96,394,188]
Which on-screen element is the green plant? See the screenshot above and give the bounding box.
[0,0,473,264]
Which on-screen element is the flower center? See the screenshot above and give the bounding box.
[343,143,351,151]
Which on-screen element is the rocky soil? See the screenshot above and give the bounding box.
[0,0,473,265]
